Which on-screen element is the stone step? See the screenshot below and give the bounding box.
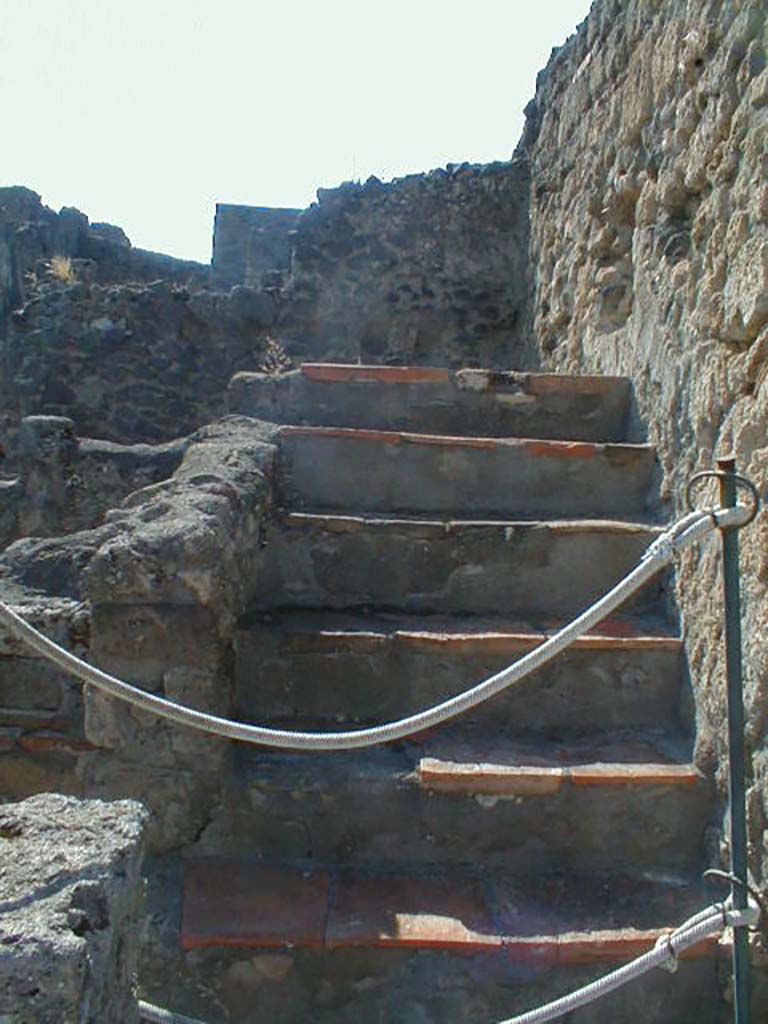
[180,860,714,955]
[235,611,686,738]
[140,859,721,1024]
[229,363,633,442]
[275,426,656,518]
[254,514,667,620]
[201,735,707,875]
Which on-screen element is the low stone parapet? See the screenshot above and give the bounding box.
[0,792,147,1023]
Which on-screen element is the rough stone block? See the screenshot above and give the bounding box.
[0,792,147,1023]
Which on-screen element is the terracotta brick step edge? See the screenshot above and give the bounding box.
[299,363,629,395]
[181,861,717,961]
[278,424,652,460]
[418,759,702,795]
[301,363,451,384]
[0,728,94,754]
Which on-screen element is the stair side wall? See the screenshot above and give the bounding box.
[524,0,768,926]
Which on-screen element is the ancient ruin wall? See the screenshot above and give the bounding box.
[3,279,275,445]
[212,203,301,288]
[214,163,534,369]
[524,0,768,885]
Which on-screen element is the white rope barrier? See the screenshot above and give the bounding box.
[0,505,749,751]
[139,1001,209,1024]
[8,503,756,1024]
[498,899,760,1024]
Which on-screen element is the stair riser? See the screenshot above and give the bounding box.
[276,432,655,517]
[254,519,666,619]
[235,629,684,736]
[229,371,631,441]
[142,940,720,1024]
[207,769,708,875]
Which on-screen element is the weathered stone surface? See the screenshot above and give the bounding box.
[520,0,768,919]
[0,186,207,291]
[230,365,632,441]
[0,416,189,544]
[0,416,277,851]
[85,416,276,614]
[214,163,532,369]
[2,280,279,445]
[212,204,301,289]
[0,792,147,1023]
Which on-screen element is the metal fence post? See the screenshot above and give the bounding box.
[717,455,750,1024]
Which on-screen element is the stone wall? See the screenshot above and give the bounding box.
[0,416,278,851]
[212,203,301,288]
[0,793,147,1024]
[523,0,768,894]
[0,416,189,546]
[0,186,208,291]
[213,163,533,369]
[2,277,275,445]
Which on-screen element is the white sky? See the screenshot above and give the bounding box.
[2,1,592,264]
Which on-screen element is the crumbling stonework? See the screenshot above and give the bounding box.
[3,1,768,1017]
[0,415,189,546]
[0,793,147,1024]
[214,163,533,369]
[0,416,277,851]
[3,277,276,445]
[212,204,301,289]
[522,0,768,892]
[0,186,207,293]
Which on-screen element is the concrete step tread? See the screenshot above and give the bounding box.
[239,609,681,651]
[258,513,665,620]
[277,423,653,457]
[276,426,656,518]
[231,365,634,441]
[181,859,716,958]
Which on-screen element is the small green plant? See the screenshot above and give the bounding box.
[258,335,293,375]
[45,255,77,284]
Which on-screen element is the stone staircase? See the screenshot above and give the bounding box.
[139,363,724,1023]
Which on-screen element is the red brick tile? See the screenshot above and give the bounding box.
[568,764,700,787]
[557,928,717,964]
[558,928,662,964]
[419,757,564,795]
[18,731,93,754]
[181,861,330,951]
[326,873,501,952]
[504,929,716,968]
[301,363,449,384]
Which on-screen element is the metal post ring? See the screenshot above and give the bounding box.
[685,471,761,527]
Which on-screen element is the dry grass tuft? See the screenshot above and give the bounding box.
[45,255,77,284]
[258,335,293,375]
